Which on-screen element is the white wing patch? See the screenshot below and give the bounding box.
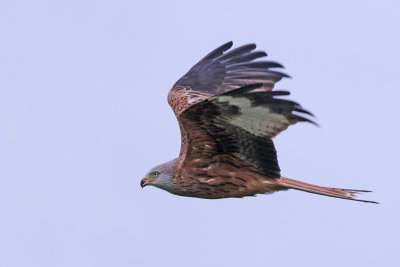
[214,95,292,138]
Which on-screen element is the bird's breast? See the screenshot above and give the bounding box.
[171,161,284,199]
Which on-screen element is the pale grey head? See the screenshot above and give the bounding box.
[140,158,178,193]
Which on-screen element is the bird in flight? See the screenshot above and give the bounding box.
[141,41,377,204]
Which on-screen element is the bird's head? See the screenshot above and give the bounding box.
[141,159,177,191]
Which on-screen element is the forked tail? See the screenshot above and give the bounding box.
[276,177,378,204]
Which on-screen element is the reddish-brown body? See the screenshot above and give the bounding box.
[171,155,286,198]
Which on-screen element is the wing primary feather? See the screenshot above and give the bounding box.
[260,97,300,107]
[268,70,292,79]
[227,73,290,80]
[200,41,233,61]
[259,90,291,96]
[221,83,264,96]
[290,114,319,126]
[292,107,314,116]
[227,61,284,70]
[224,51,267,63]
[217,44,257,61]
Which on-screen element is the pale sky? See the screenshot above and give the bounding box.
[0,1,399,266]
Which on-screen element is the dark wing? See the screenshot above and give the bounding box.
[168,41,288,116]
[168,42,290,157]
[178,84,316,177]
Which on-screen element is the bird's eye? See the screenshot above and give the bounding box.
[152,171,159,177]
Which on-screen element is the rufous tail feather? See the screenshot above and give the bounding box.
[276,177,378,204]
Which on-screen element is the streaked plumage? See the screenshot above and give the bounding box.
[141,41,377,204]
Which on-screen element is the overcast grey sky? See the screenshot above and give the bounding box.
[1,0,399,266]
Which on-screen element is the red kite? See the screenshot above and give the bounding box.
[141,41,377,204]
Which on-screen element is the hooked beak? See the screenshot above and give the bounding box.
[140,177,155,188]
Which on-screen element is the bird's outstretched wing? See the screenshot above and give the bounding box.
[168,42,315,176]
[168,41,295,158]
[178,84,315,177]
[168,41,288,116]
